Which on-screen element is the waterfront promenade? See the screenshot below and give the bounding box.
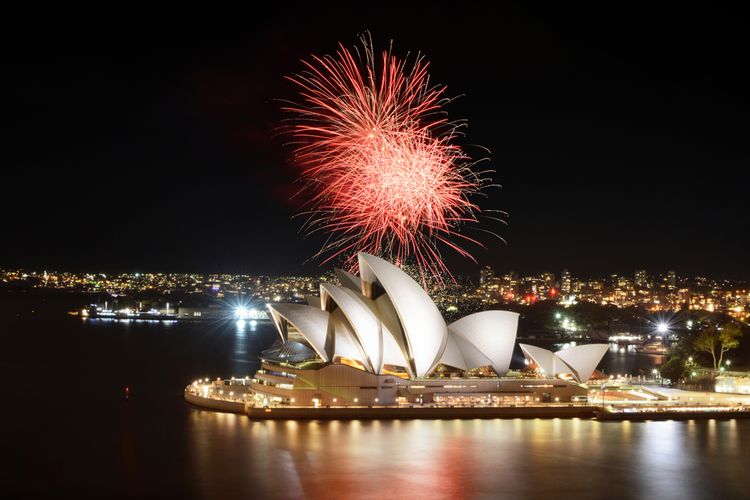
[184,381,750,421]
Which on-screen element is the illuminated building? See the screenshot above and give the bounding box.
[480,265,494,285]
[667,270,677,290]
[635,269,648,288]
[519,344,609,382]
[561,269,571,294]
[250,252,597,407]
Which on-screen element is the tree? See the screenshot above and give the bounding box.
[659,356,687,385]
[693,323,743,370]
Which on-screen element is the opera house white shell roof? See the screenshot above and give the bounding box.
[519,343,609,383]
[267,251,606,381]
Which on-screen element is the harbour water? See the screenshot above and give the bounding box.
[1,295,747,498]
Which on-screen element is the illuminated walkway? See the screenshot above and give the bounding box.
[648,386,750,405]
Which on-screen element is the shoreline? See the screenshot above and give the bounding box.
[184,389,750,421]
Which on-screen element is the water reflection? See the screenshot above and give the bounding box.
[601,344,663,376]
[5,297,746,499]
[231,320,252,375]
[186,415,750,499]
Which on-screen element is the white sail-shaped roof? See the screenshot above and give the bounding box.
[374,294,413,376]
[448,311,519,376]
[330,308,369,367]
[267,304,330,362]
[554,344,609,383]
[381,326,411,372]
[265,253,572,382]
[305,295,321,308]
[519,343,558,376]
[320,283,382,373]
[438,334,468,370]
[452,333,494,370]
[437,333,496,371]
[358,252,447,377]
[335,268,362,293]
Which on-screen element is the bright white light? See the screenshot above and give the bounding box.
[234,306,249,319]
[657,322,669,334]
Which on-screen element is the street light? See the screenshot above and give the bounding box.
[657,322,669,334]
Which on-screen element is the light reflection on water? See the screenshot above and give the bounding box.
[3,298,748,499]
[186,413,749,499]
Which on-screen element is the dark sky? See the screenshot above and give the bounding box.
[4,5,749,279]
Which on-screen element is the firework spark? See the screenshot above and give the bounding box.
[283,34,493,284]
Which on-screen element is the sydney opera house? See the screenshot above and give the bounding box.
[249,252,608,408]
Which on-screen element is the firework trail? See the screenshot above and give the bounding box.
[283,34,495,284]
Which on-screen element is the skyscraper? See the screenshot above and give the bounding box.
[480,265,494,285]
[561,269,571,294]
[667,270,677,290]
[540,272,555,294]
[635,269,648,288]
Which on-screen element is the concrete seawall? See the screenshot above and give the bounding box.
[184,391,245,413]
[245,405,598,420]
[184,389,598,419]
[184,391,750,421]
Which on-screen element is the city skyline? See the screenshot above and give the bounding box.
[3,264,747,322]
[4,5,749,279]
[3,263,748,284]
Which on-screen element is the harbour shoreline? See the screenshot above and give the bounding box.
[185,389,750,421]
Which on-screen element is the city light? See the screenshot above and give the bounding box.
[2,267,746,322]
[233,305,263,320]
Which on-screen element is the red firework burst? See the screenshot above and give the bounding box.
[284,34,491,283]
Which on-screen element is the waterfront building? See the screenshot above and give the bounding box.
[519,344,609,383]
[715,375,750,395]
[250,252,606,408]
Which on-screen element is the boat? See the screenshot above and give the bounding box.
[636,341,668,354]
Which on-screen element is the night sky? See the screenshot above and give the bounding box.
[4,5,748,279]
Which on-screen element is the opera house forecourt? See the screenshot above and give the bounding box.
[186,252,615,419]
